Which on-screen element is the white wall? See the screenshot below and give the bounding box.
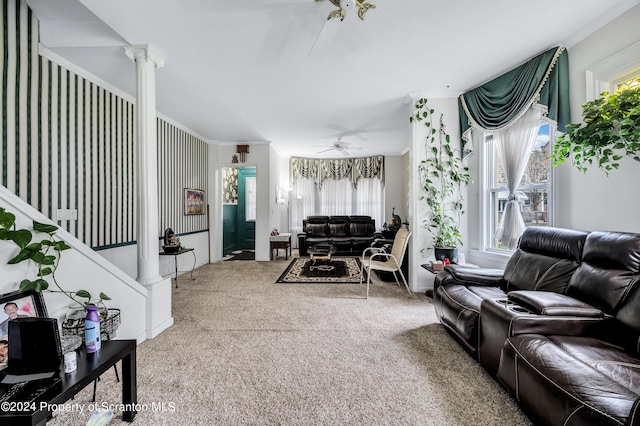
[556,5,640,233]
[384,155,407,226]
[270,146,290,234]
[402,152,410,223]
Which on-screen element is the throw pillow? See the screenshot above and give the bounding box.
[307,224,328,237]
[330,223,349,237]
[350,223,373,237]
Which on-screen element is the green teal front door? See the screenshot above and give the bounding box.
[223,204,238,255]
[237,168,256,250]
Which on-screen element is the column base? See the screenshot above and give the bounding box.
[144,277,174,339]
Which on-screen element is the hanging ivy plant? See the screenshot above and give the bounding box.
[410,98,471,249]
[551,87,640,175]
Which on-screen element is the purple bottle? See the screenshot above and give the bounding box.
[84,305,101,353]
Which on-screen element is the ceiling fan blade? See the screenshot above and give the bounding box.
[370,2,412,38]
[338,148,349,156]
[308,16,341,57]
[316,147,336,154]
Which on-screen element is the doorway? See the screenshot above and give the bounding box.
[222,167,256,256]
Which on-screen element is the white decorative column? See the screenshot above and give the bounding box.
[125,44,164,285]
[125,45,173,338]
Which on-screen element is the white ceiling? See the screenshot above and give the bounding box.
[25,0,640,158]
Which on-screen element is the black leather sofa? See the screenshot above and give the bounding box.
[433,226,640,426]
[298,215,378,256]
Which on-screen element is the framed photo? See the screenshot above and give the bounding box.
[0,290,48,370]
[184,188,205,215]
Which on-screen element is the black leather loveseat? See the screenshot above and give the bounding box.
[433,226,640,426]
[298,215,378,256]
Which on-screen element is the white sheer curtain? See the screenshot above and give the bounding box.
[319,179,353,216]
[289,178,316,248]
[493,106,543,249]
[355,178,384,230]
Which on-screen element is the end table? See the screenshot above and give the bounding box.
[270,233,292,260]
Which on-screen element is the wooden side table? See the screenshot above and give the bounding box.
[270,233,292,260]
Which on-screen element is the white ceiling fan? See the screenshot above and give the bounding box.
[315,138,367,156]
[316,0,377,21]
[181,0,394,57]
[309,0,380,56]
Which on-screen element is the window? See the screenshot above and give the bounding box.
[245,176,257,222]
[483,123,553,251]
[289,176,384,243]
[616,75,640,91]
[319,179,354,216]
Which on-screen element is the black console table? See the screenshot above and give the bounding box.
[160,248,196,288]
[0,339,137,425]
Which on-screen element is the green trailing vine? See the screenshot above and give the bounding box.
[410,98,471,249]
[551,87,640,175]
[0,207,110,307]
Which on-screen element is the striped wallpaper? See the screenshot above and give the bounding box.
[157,119,208,237]
[1,0,208,249]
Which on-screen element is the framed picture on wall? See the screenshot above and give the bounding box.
[184,188,206,215]
[0,289,48,370]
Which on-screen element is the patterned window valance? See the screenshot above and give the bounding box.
[291,156,384,189]
[458,46,570,156]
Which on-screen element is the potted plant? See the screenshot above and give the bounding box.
[551,87,640,175]
[382,207,402,239]
[0,207,110,308]
[410,98,471,263]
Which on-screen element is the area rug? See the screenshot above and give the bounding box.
[223,250,255,261]
[276,257,362,284]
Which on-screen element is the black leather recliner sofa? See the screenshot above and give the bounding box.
[433,226,640,426]
[298,215,378,256]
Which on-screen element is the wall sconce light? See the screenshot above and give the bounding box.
[236,144,249,162]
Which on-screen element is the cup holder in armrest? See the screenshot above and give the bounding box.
[508,305,531,314]
[492,298,531,313]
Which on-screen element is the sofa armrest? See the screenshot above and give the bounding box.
[298,233,308,256]
[441,265,506,286]
[479,297,609,376]
[508,291,604,318]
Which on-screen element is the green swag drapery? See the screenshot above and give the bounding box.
[290,156,385,189]
[458,46,570,155]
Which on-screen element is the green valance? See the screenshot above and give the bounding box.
[458,46,570,155]
[290,156,384,189]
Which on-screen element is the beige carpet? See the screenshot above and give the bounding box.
[49,257,532,425]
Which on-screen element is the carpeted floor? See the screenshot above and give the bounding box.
[276,257,362,284]
[48,257,532,426]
